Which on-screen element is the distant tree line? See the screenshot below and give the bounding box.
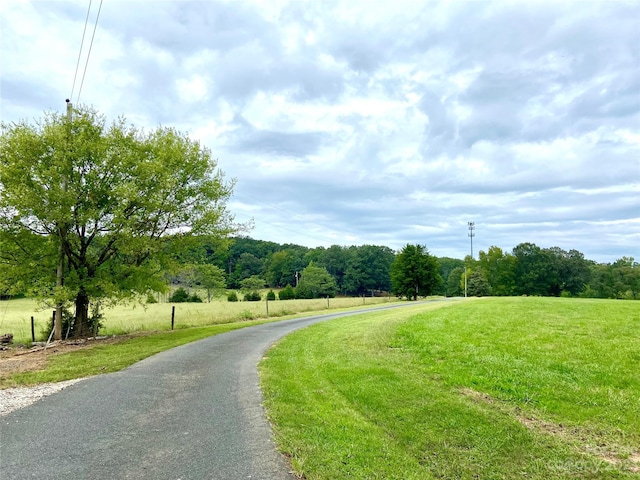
[163,236,640,301]
[441,243,639,300]
[168,236,396,298]
[2,233,637,302]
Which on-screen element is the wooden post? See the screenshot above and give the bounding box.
[171,306,175,330]
[31,316,35,343]
[51,310,56,341]
[266,298,269,317]
[327,297,329,309]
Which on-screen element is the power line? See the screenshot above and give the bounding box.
[232,210,340,246]
[76,0,104,104]
[235,191,332,230]
[69,0,93,101]
[233,192,347,245]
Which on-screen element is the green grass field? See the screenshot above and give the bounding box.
[259,297,640,479]
[0,294,395,345]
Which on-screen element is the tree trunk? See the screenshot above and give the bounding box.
[73,289,91,338]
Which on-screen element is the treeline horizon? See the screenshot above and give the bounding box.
[2,234,637,302]
[172,236,638,300]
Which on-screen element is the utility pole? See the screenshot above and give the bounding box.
[464,269,467,298]
[55,99,72,340]
[464,221,475,298]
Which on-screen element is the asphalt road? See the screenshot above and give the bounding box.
[0,302,426,480]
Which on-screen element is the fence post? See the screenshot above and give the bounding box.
[327,297,329,309]
[171,306,175,330]
[31,316,35,343]
[266,298,269,317]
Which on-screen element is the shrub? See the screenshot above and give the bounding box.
[42,304,103,339]
[295,284,313,299]
[278,284,296,300]
[243,291,262,302]
[266,289,276,301]
[188,293,203,303]
[169,288,202,303]
[42,307,73,340]
[169,287,190,303]
[227,291,239,302]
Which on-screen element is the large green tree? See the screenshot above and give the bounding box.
[264,249,298,288]
[228,252,263,288]
[296,262,337,298]
[546,247,591,297]
[467,269,491,296]
[0,106,237,338]
[437,256,465,296]
[477,246,516,296]
[390,244,442,300]
[445,266,465,297]
[343,245,395,295]
[512,243,559,296]
[194,263,226,302]
[612,257,640,299]
[315,245,350,293]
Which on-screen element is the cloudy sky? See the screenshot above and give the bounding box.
[1,0,638,263]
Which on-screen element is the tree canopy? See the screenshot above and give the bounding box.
[296,262,338,298]
[0,106,237,337]
[391,244,442,300]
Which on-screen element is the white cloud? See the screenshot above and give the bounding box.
[176,75,209,103]
[1,0,638,263]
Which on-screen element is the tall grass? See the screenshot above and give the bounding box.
[0,295,395,344]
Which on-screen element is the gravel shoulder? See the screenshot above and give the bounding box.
[0,378,86,416]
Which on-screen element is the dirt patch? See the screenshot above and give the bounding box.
[0,335,130,378]
[460,387,640,473]
[459,387,494,403]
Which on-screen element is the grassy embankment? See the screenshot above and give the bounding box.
[260,297,640,479]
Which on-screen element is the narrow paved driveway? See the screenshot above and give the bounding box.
[0,303,436,479]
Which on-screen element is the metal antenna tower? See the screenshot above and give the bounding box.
[468,221,475,259]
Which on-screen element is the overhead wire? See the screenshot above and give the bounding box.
[232,192,345,245]
[233,211,339,246]
[237,191,332,228]
[76,0,104,104]
[69,0,93,101]
[63,0,342,248]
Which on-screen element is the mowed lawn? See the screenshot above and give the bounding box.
[260,297,640,479]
